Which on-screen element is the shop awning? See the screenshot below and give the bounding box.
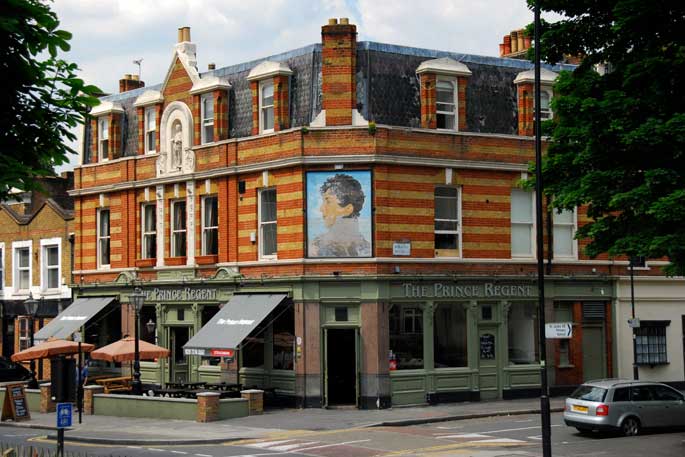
[34,297,116,343]
[183,294,289,357]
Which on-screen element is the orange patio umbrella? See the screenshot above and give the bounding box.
[11,339,95,362]
[90,337,170,363]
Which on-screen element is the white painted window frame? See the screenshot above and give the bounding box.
[201,195,218,256]
[40,237,61,292]
[98,117,109,161]
[18,316,31,351]
[171,200,187,257]
[97,208,110,269]
[436,76,458,131]
[0,242,4,294]
[511,189,536,258]
[12,240,32,293]
[434,186,462,257]
[141,203,157,259]
[145,107,156,153]
[552,207,578,260]
[259,79,275,134]
[539,89,553,120]
[258,187,277,260]
[200,93,214,144]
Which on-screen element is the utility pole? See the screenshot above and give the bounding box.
[534,2,552,457]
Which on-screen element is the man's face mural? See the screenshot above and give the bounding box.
[319,189,353,228]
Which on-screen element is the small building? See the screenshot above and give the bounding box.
[63,18,681,408]
[0,174,75,379]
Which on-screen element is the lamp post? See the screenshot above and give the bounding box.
[629,257,639,380]
[130,287,146,395]
[24,292,39,385]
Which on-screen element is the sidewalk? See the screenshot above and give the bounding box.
[0,397,564,445]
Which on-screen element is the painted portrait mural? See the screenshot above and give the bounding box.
[306,171,372,258]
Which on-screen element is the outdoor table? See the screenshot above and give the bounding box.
[166,381,206,390]
[205,382,241,392]
[152,388,185,398]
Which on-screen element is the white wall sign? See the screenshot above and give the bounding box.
[393,241,411,256]
[545,322,573,339]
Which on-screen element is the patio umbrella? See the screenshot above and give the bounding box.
[11,339,95,362]
[90,337,170,363]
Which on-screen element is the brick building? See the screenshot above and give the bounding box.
[61,19,681,408]
[0,174,75,379]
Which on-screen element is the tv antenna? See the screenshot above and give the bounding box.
[133,58,143,80]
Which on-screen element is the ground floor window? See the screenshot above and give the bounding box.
[389,304,424,370]
[434,303,468,368]
[508,302,539,364]
[635,321,669,365]
[242,322,266,368]
[272,305,294,370]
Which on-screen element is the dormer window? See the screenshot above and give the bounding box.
[201,93,214,144]
[98,117,109,161]
[260,80,274,133]
[436,78,456,130]
[539,90,553,120]
[145,107,156,153]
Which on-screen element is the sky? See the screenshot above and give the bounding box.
[52,0,562,172]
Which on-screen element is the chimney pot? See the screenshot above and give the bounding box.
[208,63,216,70]
[328,18,338,25]
[183,26,191,42]
[178,27,184,43]
[131,74,139,81]
[340,17,349,25]
[125,74,132,80]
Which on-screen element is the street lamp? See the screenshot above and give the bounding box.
[130,287,146,395]
[24,292,39,386]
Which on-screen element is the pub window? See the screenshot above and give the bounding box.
[258,188,277,259]
[171,200,187,257]
[272,306,294,370]
[259,80,274,133]
[201,93,214,144]
[436,78,457,130]
[389,305,424,370]
[14,245,30,291]
[145,107,156,153]
[140,306,157,344]
[42,244,60,290]
[553,208,576,259]
[434,186,460,256]
[434,304,468,368]
[202,196,218,256]
[201,306,221,366]
[635,321,669,365]
[98,117,109,161]
[508,302,539,364]
[18,317,31,351]
[511,189,534,257]
[242,321,266,368]
[97,209,110,268]
[141,203,156,259]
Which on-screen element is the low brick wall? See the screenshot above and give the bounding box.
[39,383,55,413]
[92,393,249,422]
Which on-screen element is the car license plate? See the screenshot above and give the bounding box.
[572,405,588,413]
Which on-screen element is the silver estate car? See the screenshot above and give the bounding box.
[563,379,685,436]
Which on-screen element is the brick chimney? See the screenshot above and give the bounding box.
[119,74,145,93]
[321,18,357,126]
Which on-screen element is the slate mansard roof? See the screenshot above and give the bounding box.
[83,41,574,162]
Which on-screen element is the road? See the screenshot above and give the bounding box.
[1,413,684,456]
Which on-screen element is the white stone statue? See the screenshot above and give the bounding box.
[171,123,183,169]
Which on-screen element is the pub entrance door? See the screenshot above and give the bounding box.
[324,328,359,407]
[168,326,190,383]
[478,326,501,400]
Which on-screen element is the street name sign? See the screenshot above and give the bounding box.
[545,322,573,339]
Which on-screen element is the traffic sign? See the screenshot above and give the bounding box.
[56,403,72,428]
[545,322,573,339]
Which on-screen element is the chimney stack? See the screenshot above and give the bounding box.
[119,73,145,93]
[208,63,216,70]
[321,18,357,126]
[178,26,191,43]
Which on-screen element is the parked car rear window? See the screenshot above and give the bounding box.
[654,385,684,401]
[570,385,607,402]
[612,387,630,402]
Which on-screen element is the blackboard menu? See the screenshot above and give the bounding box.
[1,383,31,422]
[480,334,495,360]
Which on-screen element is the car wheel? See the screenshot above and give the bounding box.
[621,417,640,437]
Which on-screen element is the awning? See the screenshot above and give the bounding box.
[34,297,116,343]
[184,294,289,357]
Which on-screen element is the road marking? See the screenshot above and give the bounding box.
[147,449,166,452]
[248,440,295,449]
[514,419,534,423]
[473,424,563,434]
[127,446,142,449]
[436,425,464,430]
[437,433,491,439]
[194,454,213,457]
[269,442,318,451]
[475,438,527,444]
[296,439,372,451]
[529,435,542,440]
[170,451,188,454]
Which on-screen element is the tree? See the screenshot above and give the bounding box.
[0,0,100,201]
[530,0,685,275]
